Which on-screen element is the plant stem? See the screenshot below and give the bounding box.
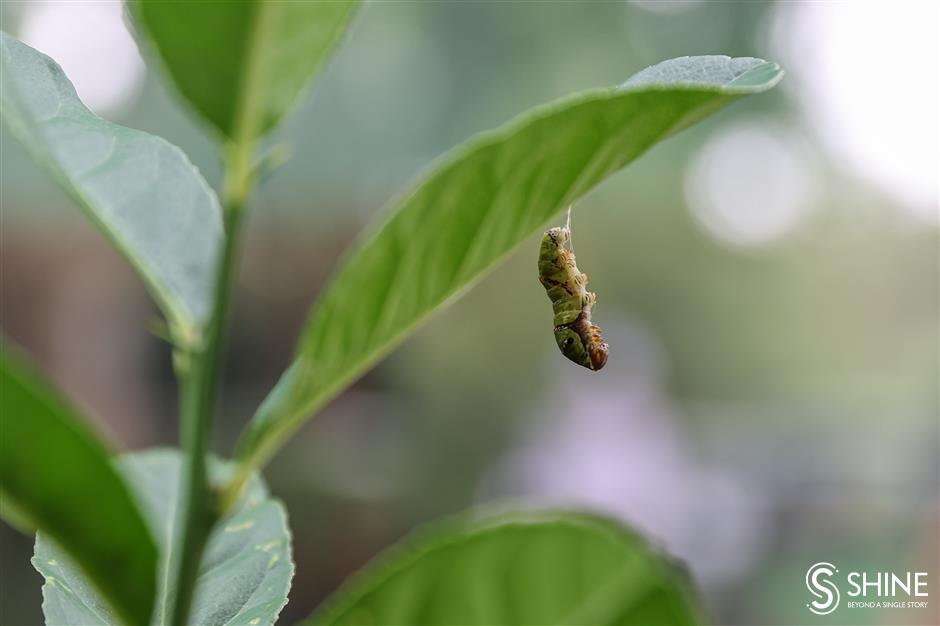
[166,142,254,626]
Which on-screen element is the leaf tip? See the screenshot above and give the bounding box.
[621,54,784,93]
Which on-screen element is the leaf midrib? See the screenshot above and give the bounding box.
[155,475,180,626]
[230,1,281,149]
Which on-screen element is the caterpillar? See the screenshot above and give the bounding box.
[537,210,608,371]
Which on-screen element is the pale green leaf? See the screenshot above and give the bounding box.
[0,32,222,341]
[34,449,293,626]
[306,510,702,626]
[0,347,157,626]
[129,0,359,140]
[232,56,783,479]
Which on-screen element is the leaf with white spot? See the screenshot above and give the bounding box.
[33,449,293,626]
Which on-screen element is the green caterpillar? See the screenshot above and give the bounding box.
[537,211,608,371]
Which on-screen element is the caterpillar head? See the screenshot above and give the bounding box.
[554,326,591,369]
[553,325,608,371]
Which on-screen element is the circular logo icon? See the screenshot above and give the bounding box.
[806,562,840,615]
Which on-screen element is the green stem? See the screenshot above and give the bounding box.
[166,142,254,626]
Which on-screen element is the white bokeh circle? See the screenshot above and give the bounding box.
[684,122,819,247]
[18,2,146,116]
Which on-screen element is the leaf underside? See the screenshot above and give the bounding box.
[307,510,702,626]
[34,449,293,626]
[0,32,222,339]
[237,56,783,473]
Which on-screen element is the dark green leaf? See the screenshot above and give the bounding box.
[34,449,293,626]
[233,56,783,478]
[0,347,157,626]
[307,510,702,626]
[0,32,222,343]
[130,0,359,140]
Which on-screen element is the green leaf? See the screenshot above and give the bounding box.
[232,55,783,480]
[0,347,157,626]
[34,449,293,626]
[306,510,702,626]
[0,32,222,343]
[129,0,359,140]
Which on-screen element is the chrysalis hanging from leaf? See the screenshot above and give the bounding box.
[537,208,608,371]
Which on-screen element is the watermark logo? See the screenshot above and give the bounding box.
[806,562,840,615]
[805,562,930,615]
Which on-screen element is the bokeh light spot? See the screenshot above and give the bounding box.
[18,2,145,117]
[771,1,939,222]
[684,122,819,247]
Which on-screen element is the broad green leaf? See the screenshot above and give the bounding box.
[306,510,702,626]
[34,449,293,626]
[129,0,359,140]
[0,347,157,626]
[0,33,222,343]
[233,55,783,479]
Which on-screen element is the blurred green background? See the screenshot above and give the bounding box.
[1,2,937,625]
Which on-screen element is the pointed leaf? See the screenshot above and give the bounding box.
[0,347,157,626]
[234,56,783,477]
[307,511,702,626]
[130,0,359,139]
[33,449,293,626]
[0,32,222,341]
